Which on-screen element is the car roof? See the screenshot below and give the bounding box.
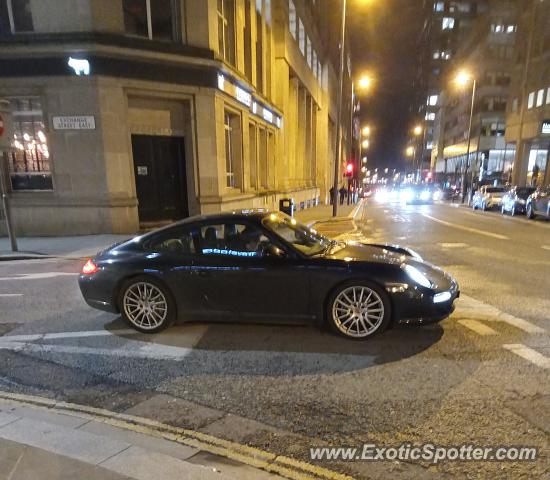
[177,209,272,225]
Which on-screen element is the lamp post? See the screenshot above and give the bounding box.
[454,71,476,204]
[412,125,423,182]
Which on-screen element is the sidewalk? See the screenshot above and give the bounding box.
[0,396,288,480]
[0,201,363,261]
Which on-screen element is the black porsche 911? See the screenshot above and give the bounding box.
[79,210,459,339]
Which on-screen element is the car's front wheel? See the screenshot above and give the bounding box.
[526,204,535,219]
[119,276,175,333]
[327,282,391,339]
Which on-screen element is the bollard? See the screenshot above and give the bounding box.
[2,193,17,252]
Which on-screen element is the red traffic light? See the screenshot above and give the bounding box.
[345,163,354,176]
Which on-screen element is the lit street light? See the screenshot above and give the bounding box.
[362,126,371,136]
[362,139,370,149]
[413,125,423,136]
[332,0,374,217]
[406,146,415,157]
[454,69,477,203]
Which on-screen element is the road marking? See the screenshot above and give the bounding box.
[456,295,546,334]
[0,329,139,344]
[438,242,468,248]
[422,214,509,240]
[542,245,550,251]
[0,272,79,281]
[0,294,23,297]
[457,319,499,336]
[0,392,354,480]
[503,344,550,369]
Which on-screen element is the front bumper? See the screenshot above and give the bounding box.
[389,279,460,325]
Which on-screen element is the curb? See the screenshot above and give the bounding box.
[0,391,354,480]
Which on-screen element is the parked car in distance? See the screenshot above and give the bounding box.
[526,186,550,220]
[501,186,536,216]
[472,186,507,211]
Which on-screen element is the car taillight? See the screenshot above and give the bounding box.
[82,259,99,275]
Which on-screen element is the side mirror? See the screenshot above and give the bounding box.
[263,244,286,258]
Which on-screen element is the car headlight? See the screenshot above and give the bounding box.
[420,190,431,201]
[402,264,433,288]
[518,199,526,205]
[401,189,414,202]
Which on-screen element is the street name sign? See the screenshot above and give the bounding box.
[52,115,96,130]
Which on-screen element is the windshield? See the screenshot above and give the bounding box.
[486,187,506,193]
[262,213,333,256]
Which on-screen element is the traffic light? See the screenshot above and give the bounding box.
[345,162,354,177]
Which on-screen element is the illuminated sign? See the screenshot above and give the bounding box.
[67,57,90,76]
[542,120,550,135]
[263,108,273,123]
[235,87,251,107]
[217,74,225,91]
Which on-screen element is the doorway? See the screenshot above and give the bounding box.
[131,135,188,223]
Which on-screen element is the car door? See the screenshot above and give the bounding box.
[143,225,207,317]
[538,188,550,217]
[191,220,312,322]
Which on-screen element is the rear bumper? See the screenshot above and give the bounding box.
[79,273,119,313]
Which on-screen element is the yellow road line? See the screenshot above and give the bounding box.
[0,391,354,480]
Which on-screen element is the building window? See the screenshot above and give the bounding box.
[5,0,34,33]
[123,0,178,41]
[288,0,297,39]
[217,0,236,65]
[442,17,455,30]
[298,19,305,55]
[527,91,535,109]
[546,87,550,105]
[306,36,312,67]
[426,112,436,121]
[511,97,518,112]
[428,95,438,106]
[7,97,53,191]
[434,2,444,12]
[224,111,242,189]
[536,89,544,107]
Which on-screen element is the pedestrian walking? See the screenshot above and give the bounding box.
[339,186,346,205]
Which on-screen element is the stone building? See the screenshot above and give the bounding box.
[0,0,351,235]
[431,0,518,186]
[505,0,550,187]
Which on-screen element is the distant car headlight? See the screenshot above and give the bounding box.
[402,264,433,289]
[420,190,431,201]
[401,189,414,202]
[375,190,388,202]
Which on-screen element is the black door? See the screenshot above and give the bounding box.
[190,221,312,321]
[132,135,188,223]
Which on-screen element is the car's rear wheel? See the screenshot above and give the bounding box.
[327,282,391,339]
[119,276,175,333]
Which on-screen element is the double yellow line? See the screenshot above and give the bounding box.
[0,390,354,480]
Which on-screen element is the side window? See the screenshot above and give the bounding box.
[199,223,272,257]
[146,228,197,255]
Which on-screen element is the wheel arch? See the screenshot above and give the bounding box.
[321,276,395,327]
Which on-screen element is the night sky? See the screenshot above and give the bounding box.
[348,0,426,171]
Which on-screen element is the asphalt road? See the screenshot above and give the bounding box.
[0,202,548,479]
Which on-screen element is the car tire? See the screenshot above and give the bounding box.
[526,204,535,219]
[326,281,391,340]
[501,205,506,215]
[511,204,516,216]
[118,275,176,333]
[481,201,487,211]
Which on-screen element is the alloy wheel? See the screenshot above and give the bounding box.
[123,282,168,330]
[332,286,385,338]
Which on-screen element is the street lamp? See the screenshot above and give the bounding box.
[406,146,415,157]
[454,70,477,203]
[332,0,374,217]
[358,75,373,91]
[362,139,370,149]
[413,125,423,136]
[362,125,371,136]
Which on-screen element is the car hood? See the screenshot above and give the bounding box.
[323,243,456,291]
[324,243,413,265]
